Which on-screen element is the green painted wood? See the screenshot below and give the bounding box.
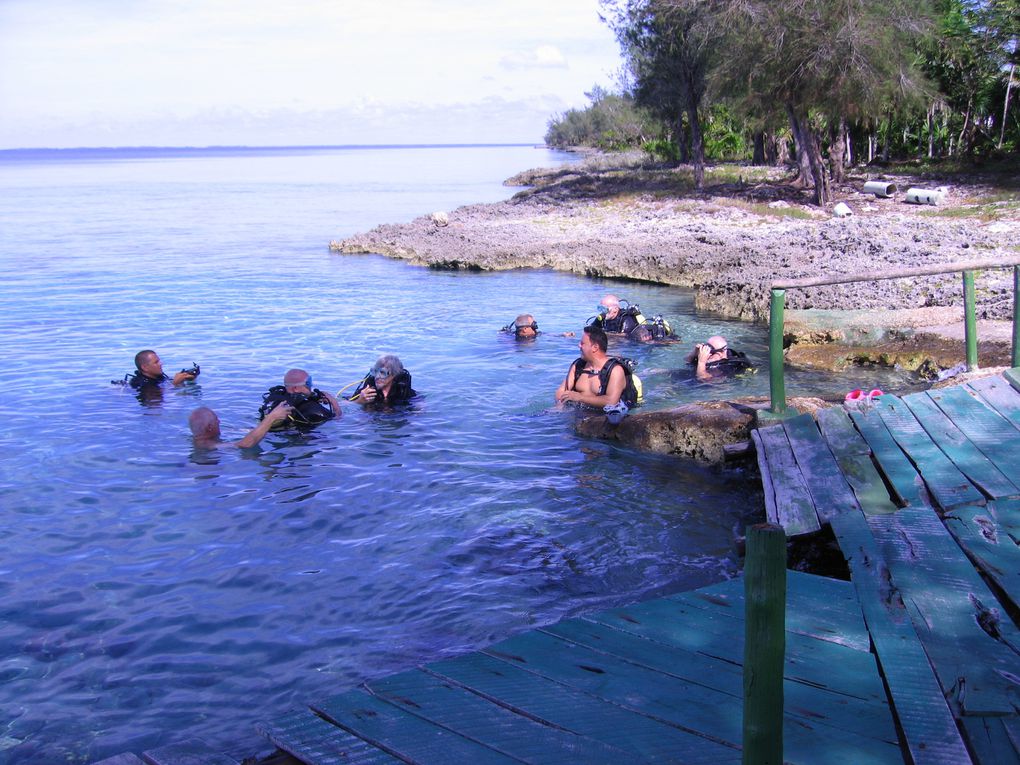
[588,597,886,702]
[365,668,631,764]
[866,504,1020,716]
[928,385,1020,477]
[94,755,145,765]
[871,395,985,509]
[544,616,897,745]
[753,424,821,536]
[1004,367,1020,394]
[901,391,1020,498]
[312,691,521,764]
[782,414,862,522]
[426,652,741,764]
[836,454,900,515]
[962,715,1020,765]
[816,406,870,458]
[943,501,1020,610]
[139,739,239,765]
[257,709,404,765]
[968,375,1020,431]
[848,407,929,508]
[482,629,902,764]
[673,571,872,653]
[828,511,973,764]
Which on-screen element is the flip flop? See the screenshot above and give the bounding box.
[844,389,864,402]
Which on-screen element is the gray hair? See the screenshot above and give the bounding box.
[372,354,404,377]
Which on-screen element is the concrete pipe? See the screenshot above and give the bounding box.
[863,181,897,198]
[905,188,943,205]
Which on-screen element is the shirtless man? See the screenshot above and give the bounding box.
[555,326,627,409]
[189,403,292,449]
[129,350,197,388]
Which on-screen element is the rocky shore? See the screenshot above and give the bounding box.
[331,152,1020,462]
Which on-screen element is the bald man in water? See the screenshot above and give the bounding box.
[189,404,292,449]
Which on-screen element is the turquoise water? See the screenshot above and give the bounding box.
[0,145,900,763]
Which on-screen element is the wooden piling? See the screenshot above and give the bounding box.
[743,522,786,765]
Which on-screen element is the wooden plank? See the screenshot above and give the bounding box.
[871,395,985,509]
[849,407,929,508]
[751,428,779,527]
[836,454,900,515]
[1004,367,1020,394]
[943,501,1020,610]
[968,375,1020,431]
[257,708,404,765]
[783,413,862,522]
[140,739,239,765]
[866,504,1020,716]
[930,385,1020,477]
[365,668,632,764]
[94,756,146,765]
[901,391,1020,499]
[753,423,821,535]
[962,715,1020,765]
[312,691,521,764]
[816,405,870,458]
[543,617,898,745]
[426,652,741,764]
[482,627,902,764]
[828,511,973,764]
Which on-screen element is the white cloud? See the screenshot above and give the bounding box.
[500,45,568,70]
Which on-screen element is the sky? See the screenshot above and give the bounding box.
[0,0,624,149]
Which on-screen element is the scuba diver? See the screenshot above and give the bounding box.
[555,326,642,424]
[257,368,341,428]
[587,294,677,343]
[190,403,292,449]
[116,349,199,389]
[686,335,753,381]
[501,313,540,340]
[348,354,417,408]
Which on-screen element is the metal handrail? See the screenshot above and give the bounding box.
[768,258,1020,415]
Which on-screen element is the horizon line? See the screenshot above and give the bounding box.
[0,142,550,153]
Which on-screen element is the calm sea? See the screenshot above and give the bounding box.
[0,145,900,763]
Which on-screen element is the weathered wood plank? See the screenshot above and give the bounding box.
[871,395,985,509]
[365,668,631,764]
[782,413,862,522]
[929,385,1020,476]
[1004,367,1020,394]
[901,391,1020,499]
[482,627,902,764]
[94,755,146,765]
[426,651,740,764]
[816,405,871,458]
[543,617,897,745]
[257,708,404,765]
[751,427,779,527]
[962,714,1020,765]
[943,501,1020,610]
[140,739,239,765]
[849,407,929,508]
[866,504,1020,715]
[312,691,521,764]
[828,512,973,765]
[968,375,1020,431]
[753,424,821,535]
[835,454,900,516]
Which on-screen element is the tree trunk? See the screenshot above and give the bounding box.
[686,100,705,190]
[829,117,847,184]
[788,111,812,187]
[676,114,689,164]
[1000,64,1015,150]
[788,105,829,206]
[753,132,766,165]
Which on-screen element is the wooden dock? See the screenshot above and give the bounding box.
[100,373,1020,765]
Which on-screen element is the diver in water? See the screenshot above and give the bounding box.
[588,295,677,343]
[349,354,416,408]
[500,313,575,340]
[119,350,199,389]
[686,335,753,381]
[555,326,641,424]
[190,403,292,449]
[258,368,342,428]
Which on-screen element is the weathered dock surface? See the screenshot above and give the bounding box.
[256,570,901,764]
[753,371,1020,764]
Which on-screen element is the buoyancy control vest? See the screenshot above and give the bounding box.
[571,357,642,407]
[258,385,336,428]
[350,369,416,407]
[589,306,643,335]
[703,349,754,375]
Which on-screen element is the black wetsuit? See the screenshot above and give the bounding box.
[259,386,336,427]
[126,371,168,389]
[351,370,416,408]
[591,312,640,335]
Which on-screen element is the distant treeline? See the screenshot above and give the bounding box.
[546,0,1019,204]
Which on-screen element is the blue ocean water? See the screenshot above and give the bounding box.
[0,145,899,763]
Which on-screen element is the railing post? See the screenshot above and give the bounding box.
[1013,266,1020,369]
[963,270,978,371]
[743,522,786,765]
[769,289,787,414]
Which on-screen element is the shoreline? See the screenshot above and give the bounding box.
[332,153,1020,370]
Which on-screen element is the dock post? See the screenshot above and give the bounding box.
[964,270,978,371]
[743,522,786,765]
[768,289,787,414]
[1013,266,1020,369]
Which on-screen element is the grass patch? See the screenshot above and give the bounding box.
[918,199,1020,221]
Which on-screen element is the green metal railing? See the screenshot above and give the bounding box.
[768,258,1020,415]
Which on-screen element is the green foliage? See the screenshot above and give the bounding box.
[545,87,661,150]
[642,138,679,162]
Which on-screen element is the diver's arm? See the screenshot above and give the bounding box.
[321,390,342,417]
[558,365,625,407]
[171,370,197,386]
[554,366,576,404]
[235,403,291,448]
[695,344,713,381]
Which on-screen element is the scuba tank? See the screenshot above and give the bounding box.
[258,385,335,428]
